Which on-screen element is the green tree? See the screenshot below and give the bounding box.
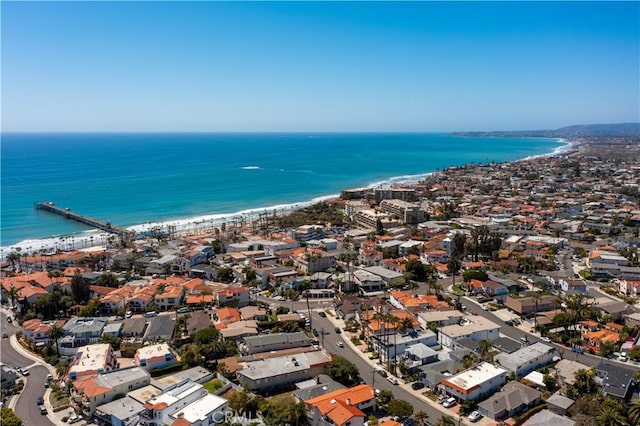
[70,270,91,304]
[628,399,640,425]
[567,368,599,400]
[194,326,220,345]
[0,408,23,426]
[435,415,456,426]
[377,389,394,406]
[478,339,493,362]
[388,399,414,418]
[462,352,479,370]
[543,374,557,392]
[326,355,359,386]
[412,411,430,426]
[462,269,488,283]
[597,406,629,426]
[47,324,65,356]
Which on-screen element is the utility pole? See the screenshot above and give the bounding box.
[321,328,325,347]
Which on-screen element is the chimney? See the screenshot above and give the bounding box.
[346,398,351,406]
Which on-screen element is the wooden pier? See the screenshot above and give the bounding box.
[35,201,134,237]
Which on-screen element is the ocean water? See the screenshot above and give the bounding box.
[1,133,567,251]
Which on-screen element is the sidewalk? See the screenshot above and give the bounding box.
[318,307,474,425]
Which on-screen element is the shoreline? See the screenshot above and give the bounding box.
[0,137,572,256]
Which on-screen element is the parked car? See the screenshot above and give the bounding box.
[334,327,341,333]
[336,341,344,348]
[376,369,388,378]
[437,394,448,404]
[6,316,12,323]
[67,415,83,424]
[443,397,457,408]
[541,336,551,343]
[125,311,133,318]
[177,307,189,314]
[411,381,425,390]
[468,411,483,422]
[37,396,44,406]
[312,328,319,336]
[571,346,584,353]
[2,332,8,339]
[318,311,327,318]
[19,367,29,376]
[39,405,47,415]
[387,376,399,385]
[46,373,53,381]
[144,311,157,318]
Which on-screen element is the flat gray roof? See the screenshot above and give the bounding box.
[240,351,331,381]
[243,331,310,349]
[96,396,145,420]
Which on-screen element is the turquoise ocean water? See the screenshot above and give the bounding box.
[1,133,567,250]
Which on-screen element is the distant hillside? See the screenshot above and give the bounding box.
[452,122,640,138]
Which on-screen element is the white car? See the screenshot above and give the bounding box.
[443,397,457,408]
[541,336,551,343]
[67,415,83,424]
[481,305,488,311]
[468,411,483,422]
[336,341,344,348]
[387,376,399,385]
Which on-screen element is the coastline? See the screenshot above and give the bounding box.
[0,137,572,257]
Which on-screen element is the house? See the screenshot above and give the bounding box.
[240,332,312,355]
[1,364,17,389]
[305,384,375,426]
[592,301,632,322]
[94,396,145,426]
[400,343,439,371]
[481,280,508,303]
[438,316,501,348]
[546,394,575,416]
[68,343,118,380]
[353,269,386,293]
[477,381,541,420]
[237,351,332,392]
[293,374,346,403]
[71,367,150,416]
[494,342,555,378]
[154,285,184,311]
[559,279,587,295]
[506,295,556,316]
[122,317,147,339]
[21,319,66,345]
[521,409,575,426]
[596,361,637,400]
[61,317,108,353]
[416,310,464,328]
[362,266,404,286]
[139,380,227,426]
[440,362,508,402]
[134,343,178,372]
[144,314,176,343]
[216,286,250,307]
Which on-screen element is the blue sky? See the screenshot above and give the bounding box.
[2,1,638,132]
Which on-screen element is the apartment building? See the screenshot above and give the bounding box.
[237,351,332,392]
[134,343,178,372]
[440,362,508,402]
[68,343,118,380]
[494,342,555,378]
[438,316,501,348]
[379,199,423,224]
[71,367,150,416]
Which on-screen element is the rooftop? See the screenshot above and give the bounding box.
[240,351,331,381]
[442,362,507,391]
[169,393,227,423]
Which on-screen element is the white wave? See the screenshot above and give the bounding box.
[516,138,576,162]
[242,166,261,170]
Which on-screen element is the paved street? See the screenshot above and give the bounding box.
[1,310,56,426]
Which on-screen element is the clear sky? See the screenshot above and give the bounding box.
[2,1,639,132]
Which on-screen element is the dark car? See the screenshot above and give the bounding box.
[411,381,425,390]
[37,396,44,406]
[318,311,327,318]
[312,328,319,336]
[334,327,341,334]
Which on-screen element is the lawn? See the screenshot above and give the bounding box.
[203,378,225,394]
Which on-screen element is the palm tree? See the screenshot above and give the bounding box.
[597,406,628,426]
[478,339,493,362]
[628,399,640,425]
[6,284,20,309]
[412,411,430,426]
[435,415,456,426]
[48,325,65,356]
[462,352,479,369]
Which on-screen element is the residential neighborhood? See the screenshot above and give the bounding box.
[2,138,640,426]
